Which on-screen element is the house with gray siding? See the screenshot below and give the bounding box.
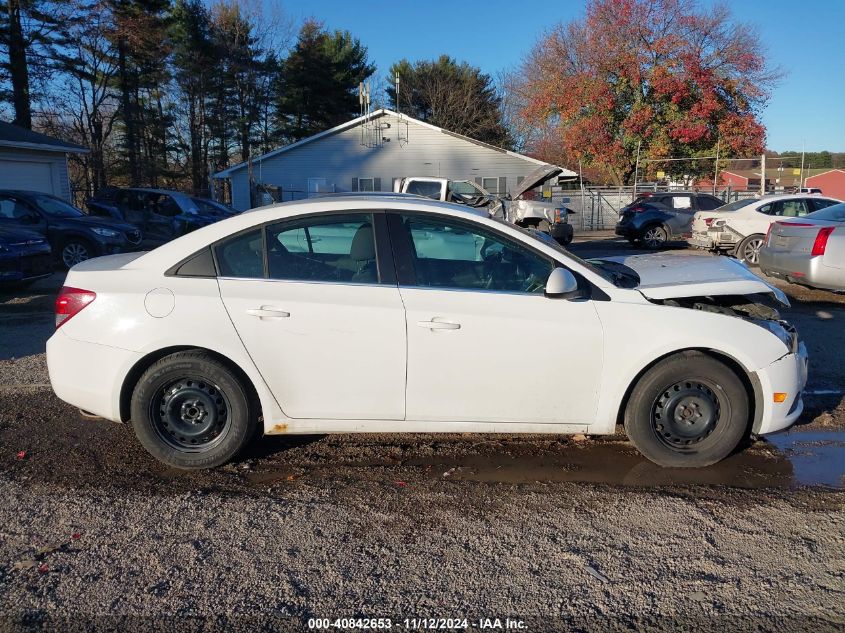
[213,109,575,211]
[0,121,88,202]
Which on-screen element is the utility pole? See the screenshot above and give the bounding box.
[633,140,641,201]
[800,140,806,188]
[760,153,766,196]
[713,138,720,196]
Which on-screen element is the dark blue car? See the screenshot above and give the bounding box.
[0,226,53,289]
[86,188,220,247]
[615,191,724,249]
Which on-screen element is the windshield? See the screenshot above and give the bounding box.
[500,218,636,287]
[715,198,756,212]
[31,194,85,218]
[805,203,845,222]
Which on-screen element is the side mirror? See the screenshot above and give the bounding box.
[545,267,581,299]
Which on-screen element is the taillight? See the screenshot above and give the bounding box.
[811,226,835,257]
[630,205,647,213]
[704,218,713,227]
[55,286,96,328]
[765,222,776,244]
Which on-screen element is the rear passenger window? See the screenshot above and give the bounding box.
[266,214,378,284]
[698,197,722,210]
[216,229,263,278]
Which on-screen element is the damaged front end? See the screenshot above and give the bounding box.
[650,293,800,354]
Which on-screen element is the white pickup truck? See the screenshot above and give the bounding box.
[393,165,574,244]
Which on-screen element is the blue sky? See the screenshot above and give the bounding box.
[274,0,845,152]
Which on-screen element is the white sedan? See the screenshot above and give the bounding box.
[689,194,841,265]
[47,195,808,469]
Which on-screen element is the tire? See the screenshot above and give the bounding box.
[537,219,551,234]
[736,234,765,267]
[130,350,258,469]
[624,351,749,468]
[559,232,574,246]
[59,238,95,269]
[641,225,668,249]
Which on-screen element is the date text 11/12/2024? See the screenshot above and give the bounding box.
[307,617,528,630]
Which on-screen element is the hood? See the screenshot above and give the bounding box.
[59,214,137,232]
[510,165,563,200]
[603,254,789,306]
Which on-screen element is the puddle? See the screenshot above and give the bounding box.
[364,428,844,490]
[240,428,845,491]
[765,428,845,489]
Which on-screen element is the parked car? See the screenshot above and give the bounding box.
[759,202,845,291]
[394,165,575,245]
[689,195,842,265]
[191,197,238,218]
[0,190,142,268]
[87,188,219,247]
[0,226,53,289]
[615,191,724,249]
[47,194,807,471]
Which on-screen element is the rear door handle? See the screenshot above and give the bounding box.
[417,318,461,330]
[246,307,290,319]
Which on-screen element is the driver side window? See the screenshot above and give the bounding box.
[399,214,553,293]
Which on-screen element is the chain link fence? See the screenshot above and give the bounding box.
[546,185,762,232]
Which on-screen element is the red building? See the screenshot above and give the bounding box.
[804,169,845,201]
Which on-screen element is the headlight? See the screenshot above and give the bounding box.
[755,319,796,352]
[91,227,119,237]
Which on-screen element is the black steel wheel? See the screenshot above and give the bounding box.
[151,378,231,451]
[130,350,258,469]
[625,351,750,467]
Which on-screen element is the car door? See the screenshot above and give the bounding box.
[145,193,180,243]
[217,212,407,420]
[0,193,47,236]
[664,194,695,236]
[388,211,604,424]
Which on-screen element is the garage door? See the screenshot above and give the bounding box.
[0,159,54,194]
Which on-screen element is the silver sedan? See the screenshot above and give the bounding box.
[759,202,845,291]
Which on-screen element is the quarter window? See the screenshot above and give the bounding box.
[398,214,553,293]
[216,229,264,279]
[266,214,378,284]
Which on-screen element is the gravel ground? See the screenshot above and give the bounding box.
[1,244,844,631]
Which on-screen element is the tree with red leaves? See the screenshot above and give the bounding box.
[514,0,779,185]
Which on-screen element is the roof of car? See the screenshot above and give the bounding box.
[124,187,193,198]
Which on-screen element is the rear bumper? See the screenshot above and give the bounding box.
[754,342,809,435]
[760,250,845,292]
[47,329,140,422]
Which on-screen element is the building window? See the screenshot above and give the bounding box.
[357,177,375,192]
[482,177,499,194]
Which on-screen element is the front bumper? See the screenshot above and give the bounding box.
[0,247,53,284]
[754,341,809,435]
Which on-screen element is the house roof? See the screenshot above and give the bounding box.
[213,109,573,178]
[0,121,88,153]
[805,169,845,180]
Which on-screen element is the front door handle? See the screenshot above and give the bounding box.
[246,307,290,319]
[417,318,461,330]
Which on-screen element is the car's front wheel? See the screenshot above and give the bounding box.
[624,351,750,467]
[130,350,258,469]
[60,238,95,269]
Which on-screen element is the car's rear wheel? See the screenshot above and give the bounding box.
[130,350,258,469]
[624,352,750,468]
[60,238,94,269]
[736,234,765,266]
[641,225,668,249]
